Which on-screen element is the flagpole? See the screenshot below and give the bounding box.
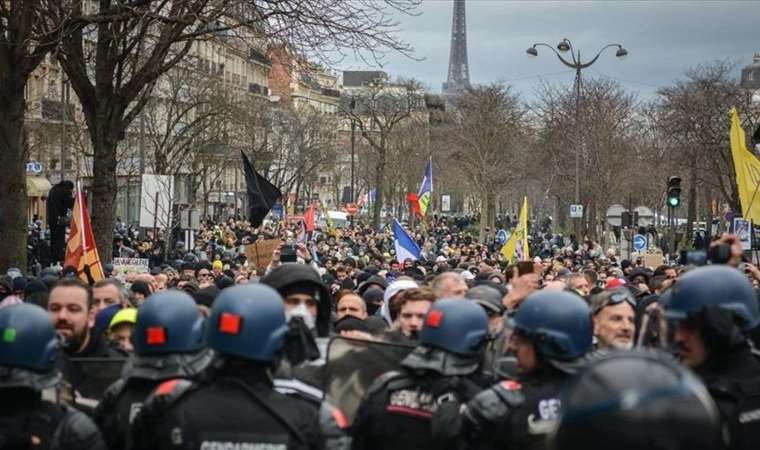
[77,182,87,254]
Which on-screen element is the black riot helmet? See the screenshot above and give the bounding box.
[552,351,722,450]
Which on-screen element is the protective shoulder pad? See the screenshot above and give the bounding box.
[462,382,526,430]
[52,406,107,450]
[274,377,324,404]
[492,380,526,408]
[140,378,196,421]
[95,378,127,418]
[367,371,412,397]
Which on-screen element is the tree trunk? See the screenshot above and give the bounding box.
[0,81,28,271]
[88,124,120,263]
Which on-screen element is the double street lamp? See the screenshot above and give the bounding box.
[526,38,628,236]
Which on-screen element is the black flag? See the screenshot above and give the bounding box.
[241,151,282,227]
[753,123,760,150]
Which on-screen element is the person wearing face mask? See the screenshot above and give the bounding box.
[261,263,333,338]
[132,285,323,450]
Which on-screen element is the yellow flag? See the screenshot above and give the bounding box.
[500,197,530,262]
[729,107,760,224]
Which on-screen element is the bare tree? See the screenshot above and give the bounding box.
[143,61,228,176]
[0,1,81,270]
[447,83,530,241]
[652,60,760,243]
[531,78,645,238]
[340,79,424,225]
[54,0,419,262]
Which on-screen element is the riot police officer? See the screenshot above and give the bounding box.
[0,303,106,449]
[661,265,760,450]
[132,284,323,450]
[551,350,723,450]
[95,290,213,450]
[433,290,593,450]
[352,299,491,450]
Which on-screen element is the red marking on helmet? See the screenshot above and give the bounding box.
[146,326,166,345]
[500,380,522,391]
[219,312,241,335]
[332,407,349,429]
[156,379,179,396]
[426,310,444,328]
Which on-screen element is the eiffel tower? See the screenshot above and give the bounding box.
[442,0,470,97]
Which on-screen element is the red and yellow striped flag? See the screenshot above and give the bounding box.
[64,188,104,282]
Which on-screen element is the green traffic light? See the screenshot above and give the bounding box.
[667,197,680,207]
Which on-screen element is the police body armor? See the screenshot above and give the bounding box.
[95,378,158,450]
[454,374,564,450]
[132,374,323,450]
[701,350,760,450]
[352,369,485,450]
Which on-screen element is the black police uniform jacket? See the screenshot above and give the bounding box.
[351,369,487,450]
[697,343,760,450]
[95,377,161,450]
[433,367,567,450]
[0,388,107,450]
[131,367,324,450]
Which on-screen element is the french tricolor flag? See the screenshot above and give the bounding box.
[392,219,421,263]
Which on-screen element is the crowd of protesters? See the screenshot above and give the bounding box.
[2,212,760,450]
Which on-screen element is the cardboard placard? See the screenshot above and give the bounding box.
[642,253,664,270]
[244,239,282,270]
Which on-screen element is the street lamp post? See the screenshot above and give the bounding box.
[527,38,628,238]
[350,97,356,204]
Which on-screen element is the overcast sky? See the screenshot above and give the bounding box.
[340,0,760,100]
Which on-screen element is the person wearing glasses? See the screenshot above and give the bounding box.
[590,288,636,351]
[195,266,214,288]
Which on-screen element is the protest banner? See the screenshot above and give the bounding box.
[112,258,150,276]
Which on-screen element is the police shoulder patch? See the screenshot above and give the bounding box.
[149,378,196,409]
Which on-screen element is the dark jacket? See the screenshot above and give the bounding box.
[132,366,324,450]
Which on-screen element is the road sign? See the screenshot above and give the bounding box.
[570,204,583,218]
[271,203,283,220]
[605,204,626,226]
[633,234,647,252]
[496,229,508,245]
[441,195,451,212]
